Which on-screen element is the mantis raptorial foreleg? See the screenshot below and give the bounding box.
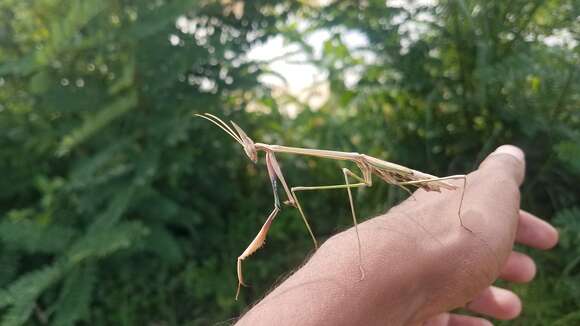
[236,206,279,300]
[398,175,471,232]
[236,152,290,300]
[290,168,370,280]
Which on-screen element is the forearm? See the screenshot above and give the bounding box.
[236,214,438,326]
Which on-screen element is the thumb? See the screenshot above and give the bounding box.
[469,145,525,262]
[478,145,526,186]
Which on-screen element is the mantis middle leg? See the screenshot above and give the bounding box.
[290,168,370,280]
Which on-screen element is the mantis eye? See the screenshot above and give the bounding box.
[230,121,258,162]
[245,147,258,163]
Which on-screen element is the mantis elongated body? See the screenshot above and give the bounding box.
[195,113,470,300]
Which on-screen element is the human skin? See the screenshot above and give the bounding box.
[235,145,559,326]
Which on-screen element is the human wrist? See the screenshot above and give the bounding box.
[332,210,486,323]
[308,214,434,324]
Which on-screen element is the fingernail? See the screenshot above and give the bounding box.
[491,145,525,164]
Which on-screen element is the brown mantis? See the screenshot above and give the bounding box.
[195,113,470,300]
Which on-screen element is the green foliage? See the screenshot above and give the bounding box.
[0,219,76,254]
[1,0,303,324]
[0,264,62,325]
[299,1,580,322]
[496,208,580,325]
[57,92,138,156]
[0,0,578,324]
[51,264,96,326]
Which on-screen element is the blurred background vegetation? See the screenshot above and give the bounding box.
[0,0,578,325]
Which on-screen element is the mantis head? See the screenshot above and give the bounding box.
[195,113,258,163]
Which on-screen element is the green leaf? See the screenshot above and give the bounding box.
[28,71,52,94]
[108,56,135,95]
[51,264,96,326]
[0,220,76,254]
[0,251,19,287]
[0,264,63,310]
[144,225,183,265]
[553,207,580,250]
[67,222,148,264]
[555,141,580,175]
[56,92,138,156]
[87,185,135,232]
[0,299,36,326]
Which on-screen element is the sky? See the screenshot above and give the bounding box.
[175,0,577,115]
[243,0,576,104]
[245,29,370,114]
[242,0,438,114]
[246,30,369,92]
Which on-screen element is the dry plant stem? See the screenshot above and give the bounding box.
[195,113,472,299]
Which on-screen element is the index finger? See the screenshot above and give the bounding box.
[516,210,559,249]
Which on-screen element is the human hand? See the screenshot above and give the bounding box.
[236,145,559,326]
[411,145,559,324]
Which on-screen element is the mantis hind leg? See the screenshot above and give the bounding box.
[343,168,367,281]
[398,175,472,232]
[290,168,369,280]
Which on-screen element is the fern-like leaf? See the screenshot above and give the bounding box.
[67,221,148,264]
[0,263,63,310]
[50,264,96,326]
[0,220,76,254]
[57,92,138,156]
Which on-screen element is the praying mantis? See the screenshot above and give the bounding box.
[195,113,470,300]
